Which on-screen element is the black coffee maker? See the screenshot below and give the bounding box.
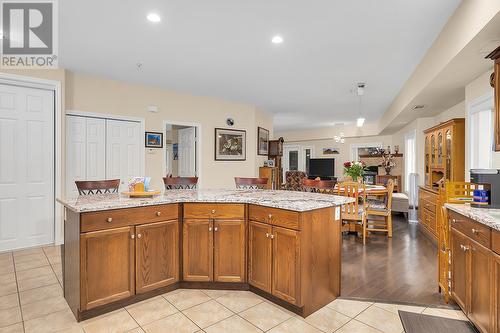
[470,169,500,208]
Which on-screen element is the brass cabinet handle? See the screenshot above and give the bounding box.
[137,234,142,239]
[471,228,480,235]
[131,234,135,239]
[156,211,161,216]
[214,227,218,232]
[265,232,269,238]
[268,214,272,219]
[106,217,113,223]
[211,209,216,214]
[270,234,275,239]
[209,227,213,232]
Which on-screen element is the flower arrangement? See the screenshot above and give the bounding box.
[343,161,367,182]
[380,152,396,175]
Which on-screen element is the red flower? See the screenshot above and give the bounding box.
[344,161,352,168]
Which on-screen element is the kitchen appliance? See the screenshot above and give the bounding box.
[470,169,500,208]
[363,166,378,185]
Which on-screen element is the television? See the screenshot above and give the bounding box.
[309,158,335,180]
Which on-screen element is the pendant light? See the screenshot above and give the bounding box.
[356,83,365,127]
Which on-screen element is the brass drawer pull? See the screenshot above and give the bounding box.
[211,209,216,214]
[131,234,135,239]
[137,234,142,239]
[265,232,269,238]
[106,217,113,223]
[268,214,272,219]
[270,234,275,239]
[156,211,161,216]
[214,227,218,232]
[209,227,213,232]
[471,228,480,235]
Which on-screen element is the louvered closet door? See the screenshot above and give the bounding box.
[106,119,142,191]
[0,84,54,251]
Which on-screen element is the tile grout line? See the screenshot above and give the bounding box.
[351,303,403,333]
[160,292,206,331]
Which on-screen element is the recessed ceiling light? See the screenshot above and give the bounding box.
[271,35,284,44]
[147,13,161,23]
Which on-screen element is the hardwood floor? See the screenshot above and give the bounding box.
[341,214,456,307]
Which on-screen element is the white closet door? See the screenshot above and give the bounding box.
[0,84,54,251]
[178,127,196,177]
[66,116,87,197]
[106,119,142,191]
[85,118,106,181]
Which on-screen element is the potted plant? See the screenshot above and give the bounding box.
[343,161,367,182]
[380,152,396,175]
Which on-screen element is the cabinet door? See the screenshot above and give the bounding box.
[430,134,436,167]
[450,228,468,311]
[80,227,135,310]
[248,221,272,292]
[437,130,444,168]
[214,220,246,282]
[493,251,500,333]
[272,226,300,305]
[424,135,430,186]
[183,219,213,281]
[136,220,179,294]
[469,241,492,333]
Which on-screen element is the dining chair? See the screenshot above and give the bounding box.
[75,179,120,195]
[365,179,395,239]
[234,177,268,189]
[301,178,337,194]
[163,177,198,189]
[337,181,368,245]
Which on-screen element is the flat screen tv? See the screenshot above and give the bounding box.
[309,158,335,180]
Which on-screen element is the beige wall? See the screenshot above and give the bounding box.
[1,69,273,192]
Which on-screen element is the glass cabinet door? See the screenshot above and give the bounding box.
[431,134,436,167]
[445,128,452,180]
[437,131,443,167]
[425,135,430,186]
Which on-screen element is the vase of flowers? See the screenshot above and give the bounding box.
[380,152,396,175]
[343,161,367,182]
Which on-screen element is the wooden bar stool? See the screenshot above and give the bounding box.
[234,177,268,189]
[163,177,198,189]
[75,179,120,195]
[301,178,337,193]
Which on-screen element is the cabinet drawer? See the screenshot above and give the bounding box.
[81,204,179,232]
[249,205,300,230]
[421,199,436,214]
[427,211,437,235]
[449,211,491,249]
[183,203,245,220]
[492,229,500,255]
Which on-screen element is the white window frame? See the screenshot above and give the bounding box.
[467,92,494,172]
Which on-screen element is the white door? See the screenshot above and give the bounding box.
[0,84,54,251]
[66,116,106,197]
[178,127,196,177]
[106,119,142,191]
[282,145,301,182]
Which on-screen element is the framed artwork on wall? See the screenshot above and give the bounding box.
[257,127,270,156]
[215,128,246,161]
[145,131,163,148]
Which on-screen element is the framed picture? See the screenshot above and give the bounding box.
[257,127,270,156]
[145,132,163,148]
[323,147,340,155]
[215,128,246,161]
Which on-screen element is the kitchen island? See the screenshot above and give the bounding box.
[445,204,500,333]
[58,189,354,321]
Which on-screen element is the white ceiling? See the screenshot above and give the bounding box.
[60,0,461,132]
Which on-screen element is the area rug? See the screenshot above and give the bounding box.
[398,311,478,333]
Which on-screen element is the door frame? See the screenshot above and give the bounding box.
[66,110,146,177]
[162,120,202,187]
[349,142,383,161]
[0,72,63,245]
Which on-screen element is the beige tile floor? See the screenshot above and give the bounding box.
[0,245,470,333]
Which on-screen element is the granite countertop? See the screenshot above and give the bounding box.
[445,203,500,231]
[57,189,355,213]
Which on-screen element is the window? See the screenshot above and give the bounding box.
[404,131,416,193]
[468,93,494,170]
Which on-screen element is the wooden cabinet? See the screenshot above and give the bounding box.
[248,221,272,293]
[80,226,135,310]
[469,241,492,333]
[272,226,300,304]
[214,220,246,282]
[418,187,438,240]
[182,204,246,283]
[449,211,498,333]
[135,220,179,293]
[450,228,468,310]
[486,45,500,151]
[183,219,213,282]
